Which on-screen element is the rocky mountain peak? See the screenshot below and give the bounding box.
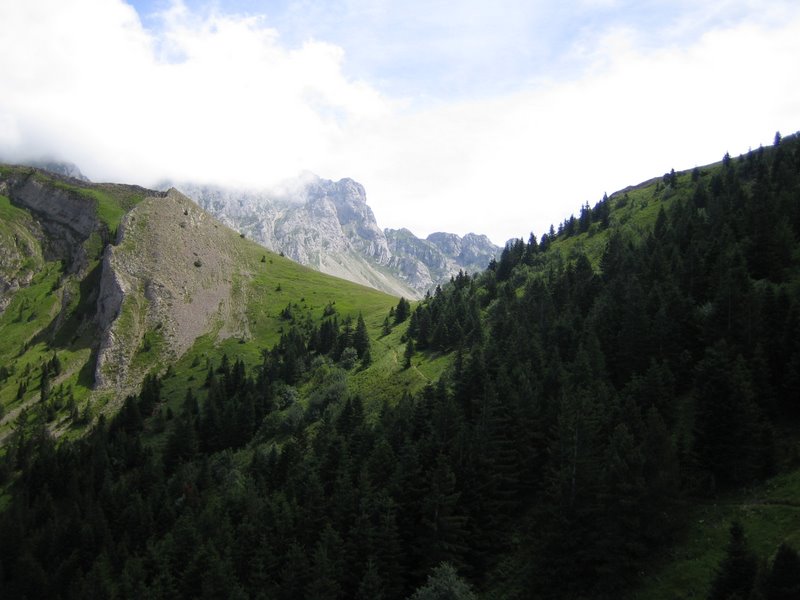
[172,174,500,297]
[426,232,463,256]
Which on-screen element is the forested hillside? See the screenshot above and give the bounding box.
[1,133,799,599]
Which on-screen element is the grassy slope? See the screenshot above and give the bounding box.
[0,191,88,439]
[157,237,441,411]
[1,168,444,444]
[633,469,800,599]
[0,168,149,440]
[0,194,44,284]
[34,171,147,232]
[545,171,700,269]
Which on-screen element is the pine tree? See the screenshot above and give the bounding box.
[357,558,384,600]
[419,454,469,571]
[764,543,800,600]
[409,562,477,600]
[693,343,766,488]
[305,524,344,600]
[395,297,411,324]
[39,368,50,404]
[709,522,758,600]
[404,338,415,369]
[360,347,372,368]
[353,313,370,358]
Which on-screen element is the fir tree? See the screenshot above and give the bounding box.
[404,338,415,369]
[764,543,800,600]
[709,522,758,600]
[353,313,370,358]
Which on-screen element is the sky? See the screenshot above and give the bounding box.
[1,1,800,245]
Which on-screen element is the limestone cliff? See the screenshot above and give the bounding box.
[94,189,252,391]
[3,169,108,273]
[177,175,500,298]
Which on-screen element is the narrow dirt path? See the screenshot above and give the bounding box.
[376,337,429,383]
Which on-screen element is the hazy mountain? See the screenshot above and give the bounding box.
[5,158,90,181]
[174,174,501,298]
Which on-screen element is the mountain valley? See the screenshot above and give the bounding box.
[1,134,800,599]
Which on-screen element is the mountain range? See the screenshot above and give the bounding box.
[173,175,500,298]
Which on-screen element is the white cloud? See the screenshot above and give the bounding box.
[0,0,390,187]
[335,14,800,243]
[1,0,799,245]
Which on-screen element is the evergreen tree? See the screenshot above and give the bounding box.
[408,562,477,600]
[39,367,50,404]
[404,338,415,369]
[709,522,758,600]
[395,298,411,324]
[357,558,384,600]
[693,344,767,488]
[764,543,800,600]
[353,313,370,358]
[305,524,344,600]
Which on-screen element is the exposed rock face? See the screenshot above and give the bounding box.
[429,232,500,274]
[177,175,500,298]
[0,167,114,319]
[385,229,501,293]
[95,189,250,390]
[93,246,130,390]
[0,182,44,314]
[4,170,107,273]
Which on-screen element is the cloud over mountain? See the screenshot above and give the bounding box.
[2,0,800,244]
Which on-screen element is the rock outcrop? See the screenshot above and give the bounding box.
[94,189,251,390]
[0,181,44,314]
[3,169,107,273]
[385,229,501,293]
[177,174,500,298]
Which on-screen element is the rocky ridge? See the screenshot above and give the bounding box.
[176,174,501,298]
[95,189,252,390]
[3,169,109,273]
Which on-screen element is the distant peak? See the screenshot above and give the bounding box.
[427,231,461,242]
[11,158,89,182]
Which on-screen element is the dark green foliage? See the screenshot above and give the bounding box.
[404,338,414,369]
[763,543,800,600]
[709,522,758,600]
[397,134,800,597]
[1,134,800,600]
[361,346,372,367]
[408,562,477,600]
[353,313,370,358]
[394,297,411,324]
[693,343,770,488]
[340,346,359,369]
[38,368,50,403]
